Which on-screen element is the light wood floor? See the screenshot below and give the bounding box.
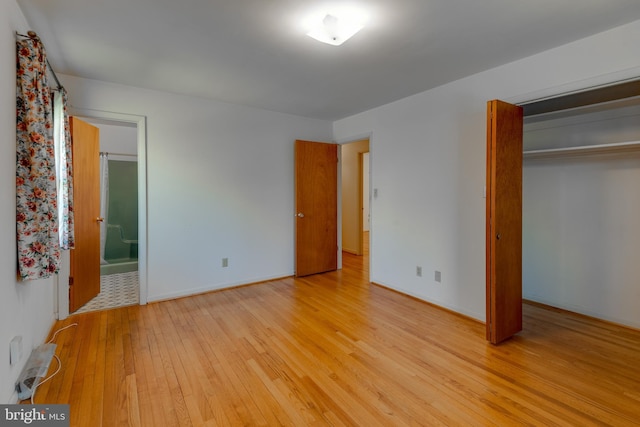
[34,243,640,425]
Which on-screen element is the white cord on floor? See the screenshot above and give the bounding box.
[30,354,61,404]
[30,323,78,404]
[47,323,78,344]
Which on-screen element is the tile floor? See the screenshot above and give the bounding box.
[74,271,139,314]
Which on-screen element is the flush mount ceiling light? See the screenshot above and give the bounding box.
[303,5,368,46]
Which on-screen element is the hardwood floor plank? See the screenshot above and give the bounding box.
[27,243,640,426]
[125,374,141,427]
[101,310,120,426]
[75,313,102,426]
[148,304,193,427]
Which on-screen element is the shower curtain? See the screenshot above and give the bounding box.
[99,153,109,264]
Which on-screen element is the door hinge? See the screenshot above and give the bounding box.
[69,277,74,287]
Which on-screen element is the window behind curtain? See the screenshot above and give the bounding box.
[53,89,74,250]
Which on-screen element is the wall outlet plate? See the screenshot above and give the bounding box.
[10,336,23,366]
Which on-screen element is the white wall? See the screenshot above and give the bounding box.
[0,0,57,403]
[61,75,332,302]
[333,19,640,322]
[523,154,640,328]
[88,121,138,159]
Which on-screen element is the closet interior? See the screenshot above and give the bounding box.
[521,80,640,329]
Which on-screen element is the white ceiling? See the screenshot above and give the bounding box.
[17,0,640,120]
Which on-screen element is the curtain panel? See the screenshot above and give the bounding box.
[16,36,60,280]
[56,88,75,250]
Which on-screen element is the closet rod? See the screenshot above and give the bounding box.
[100,152,137,157]
[16,31,63,90]
[523,141,640,159]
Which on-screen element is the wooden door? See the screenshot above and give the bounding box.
[295,140,338,277]
[69,117,101,312]
[486,100,523,344]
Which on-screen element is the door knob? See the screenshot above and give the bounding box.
[296,213,305,218]
[97,217,105,222]
[496,233,501,240]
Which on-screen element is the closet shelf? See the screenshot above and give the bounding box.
[523,141,640,159]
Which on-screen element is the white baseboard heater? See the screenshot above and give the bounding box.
[15,343,56,401]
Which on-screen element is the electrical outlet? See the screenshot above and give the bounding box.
[416,266,422,277]
[435,270,441,283]
[222,258,229,268]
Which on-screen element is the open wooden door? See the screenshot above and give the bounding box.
[486,100,523,344]
[295,140,338,277]
[69,117,101,312]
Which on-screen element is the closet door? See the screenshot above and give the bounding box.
[486,100,523,344]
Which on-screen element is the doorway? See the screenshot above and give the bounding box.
[341,138,370,275]
[76,122,138,313]
[57,109,147,319]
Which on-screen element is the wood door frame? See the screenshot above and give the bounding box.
[56,109,148,319]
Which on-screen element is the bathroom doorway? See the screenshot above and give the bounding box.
[75,119,139,313]
[57,109,147,318]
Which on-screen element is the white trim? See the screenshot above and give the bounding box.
[372,280,484,323]
[335,131,373,145]
[505,66,640,107]
[58,108,148,319]
[523,294,640,330]
[147,274,292,303]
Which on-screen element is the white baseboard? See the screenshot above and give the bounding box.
[147,272,294,303]
[372,279,484,323]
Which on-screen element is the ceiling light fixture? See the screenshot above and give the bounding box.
[303,6,368,46]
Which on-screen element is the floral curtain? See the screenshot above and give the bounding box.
[16,35,60,280]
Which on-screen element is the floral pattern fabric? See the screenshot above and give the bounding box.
[56,88,75,250]
[16,36,60,280]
